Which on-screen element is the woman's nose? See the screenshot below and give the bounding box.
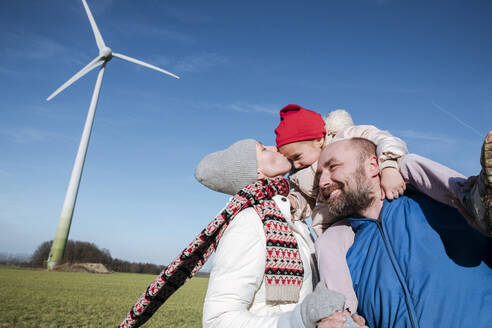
[266,145,277,152]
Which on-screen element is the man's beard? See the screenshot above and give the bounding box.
[317,165,375,220]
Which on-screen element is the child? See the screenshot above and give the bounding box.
[274,104,492,314]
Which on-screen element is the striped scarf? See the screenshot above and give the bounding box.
[120,177,304,327]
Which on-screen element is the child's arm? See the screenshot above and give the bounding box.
[288,165,319,222]
[333,124,408,166]
[288,187,316,221]
[398,153,467,208]
[396,153,491,235]
[334,124,408,199]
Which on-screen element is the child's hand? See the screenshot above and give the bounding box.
[380,167,406,200]
[287,194,298,211]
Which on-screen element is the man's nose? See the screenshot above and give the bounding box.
[265,145,277,152]
[318,170,332,189]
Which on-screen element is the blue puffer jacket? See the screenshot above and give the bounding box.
[346,191,492,328]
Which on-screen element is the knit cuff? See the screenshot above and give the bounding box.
[379,159,398,172]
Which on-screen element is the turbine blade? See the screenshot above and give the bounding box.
[113,52,180,79]
[82,0,106,50]
[47,56,104,101]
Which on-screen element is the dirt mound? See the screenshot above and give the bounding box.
[52,262,111,274]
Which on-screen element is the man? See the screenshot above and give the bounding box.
[315,137,492,328]
[195,139,365,328]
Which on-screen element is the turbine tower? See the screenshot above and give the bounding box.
[46,0,179,270]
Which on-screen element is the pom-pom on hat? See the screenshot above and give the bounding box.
[194,139,258,195]
[275,104,326,148]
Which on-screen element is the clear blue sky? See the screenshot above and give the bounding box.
[1,0,491,266]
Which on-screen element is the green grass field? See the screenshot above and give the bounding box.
[0,265,208,328]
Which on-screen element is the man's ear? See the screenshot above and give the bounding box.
[257,170,266,179]
[366,155,380,177]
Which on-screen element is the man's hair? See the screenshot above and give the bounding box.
[348,138,377,164]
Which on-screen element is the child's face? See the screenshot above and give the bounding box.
[278,139,324,169]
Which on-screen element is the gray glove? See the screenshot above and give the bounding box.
[300,282,346,328]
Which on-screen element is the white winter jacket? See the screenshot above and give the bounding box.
[202,195,318,328]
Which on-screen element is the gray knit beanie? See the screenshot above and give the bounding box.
[194,139,258,195]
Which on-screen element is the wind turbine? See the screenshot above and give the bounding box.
[46,0,179,270]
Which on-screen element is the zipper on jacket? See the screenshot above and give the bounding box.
[372,219,419,328]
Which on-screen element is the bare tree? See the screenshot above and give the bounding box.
[30,240,167,274]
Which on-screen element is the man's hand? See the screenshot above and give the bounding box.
[380,167,406,200]
[317,310,367,328]
[350,313,366,326]
[316,311,346,328]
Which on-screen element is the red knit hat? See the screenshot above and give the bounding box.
[275,104,326,147]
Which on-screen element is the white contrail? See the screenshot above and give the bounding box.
[431,101,483,138]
